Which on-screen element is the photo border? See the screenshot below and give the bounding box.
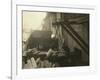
[11,3,97,80]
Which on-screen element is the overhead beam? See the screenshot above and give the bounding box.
[53,21,89,55]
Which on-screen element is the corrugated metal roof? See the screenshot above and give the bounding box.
[31,30,52,39]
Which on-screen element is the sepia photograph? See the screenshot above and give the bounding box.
[22,11,89,69]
